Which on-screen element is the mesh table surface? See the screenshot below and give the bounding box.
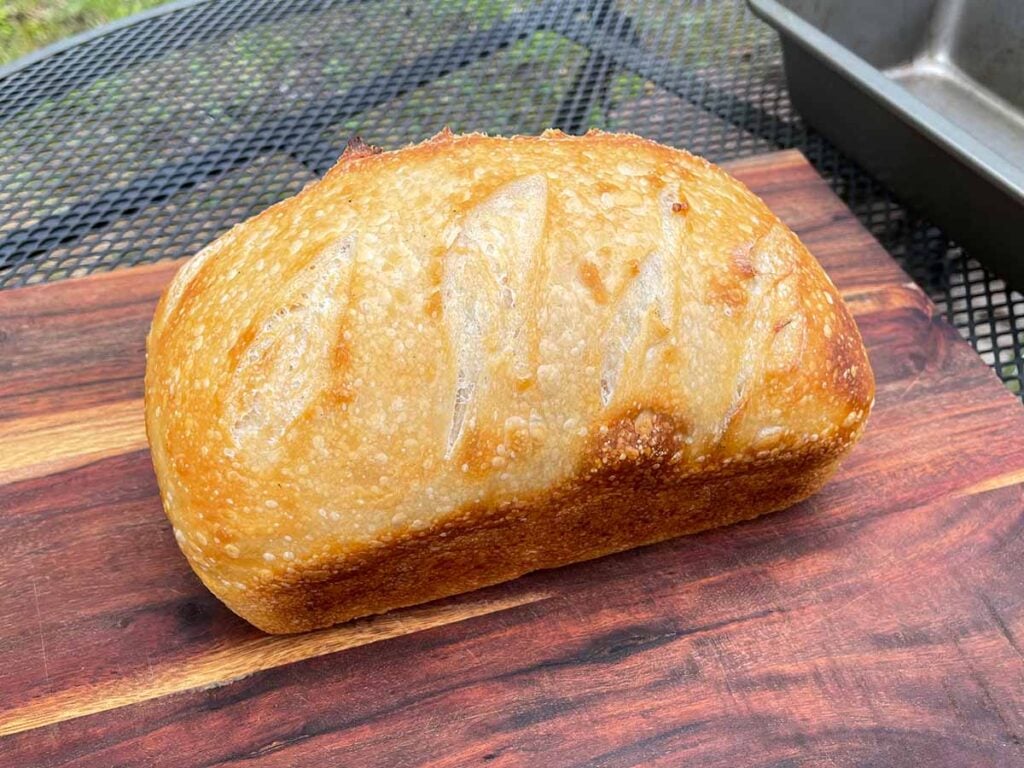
[1,0,1021,397]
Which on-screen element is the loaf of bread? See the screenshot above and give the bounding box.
[145,130,874,633]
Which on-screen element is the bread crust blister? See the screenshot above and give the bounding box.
[145,130,874,633]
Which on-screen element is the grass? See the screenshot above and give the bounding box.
[0,0,170,65]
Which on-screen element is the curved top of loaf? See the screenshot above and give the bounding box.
[145,130,873,592]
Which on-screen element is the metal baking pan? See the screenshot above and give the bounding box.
[748,0,1024,287]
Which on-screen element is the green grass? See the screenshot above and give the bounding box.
[0,0,518,66]
[0,0,170,65]
[1001,363,1021,394]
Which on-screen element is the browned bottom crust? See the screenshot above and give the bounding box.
[235,448,842,633]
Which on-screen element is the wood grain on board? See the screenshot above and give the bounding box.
[1,151,1022,767]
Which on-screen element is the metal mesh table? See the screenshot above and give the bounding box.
[1,0,1021,397]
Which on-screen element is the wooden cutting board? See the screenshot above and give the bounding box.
[1,151,1022,767]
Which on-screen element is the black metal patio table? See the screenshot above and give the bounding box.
[0,0,1021,395]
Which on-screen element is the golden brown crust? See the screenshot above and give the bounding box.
[339,134,384,161]
[145,130,874,633]
[254,448,842,633]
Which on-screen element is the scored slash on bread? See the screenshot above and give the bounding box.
[441,173,548,457]
[145,129,874,633]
